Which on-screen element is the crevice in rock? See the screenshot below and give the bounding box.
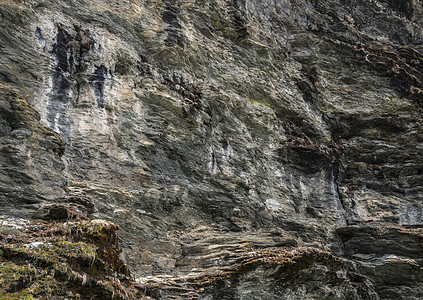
[162,0,186,48]
[89,66,108,108]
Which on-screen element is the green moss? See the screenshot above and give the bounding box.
[362,128,382,138]
[318,105,336,113]
[247,97,271,108]
[0,220,138,299]
[411,86,423,94]
[0,293,36,300]
[0,261,63,299]
[0,262,33,290]
[0,226,25,237]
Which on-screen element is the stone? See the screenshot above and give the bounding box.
[1,0,423,298]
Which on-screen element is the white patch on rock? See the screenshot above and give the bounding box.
[11,128,33,139]
[265,198,283,211]
[24,241,44,249]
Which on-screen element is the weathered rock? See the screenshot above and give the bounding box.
[337,224,423,299]
[1,0,423,298]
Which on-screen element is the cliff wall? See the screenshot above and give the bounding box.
[1,0,423,299]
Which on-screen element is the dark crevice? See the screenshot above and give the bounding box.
[89,66,108,108]
[162,0,186,48]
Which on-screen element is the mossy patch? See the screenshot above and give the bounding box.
[0,220,141,299]
[0,260,63,300]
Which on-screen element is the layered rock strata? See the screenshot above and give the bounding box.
[1,0,423,299]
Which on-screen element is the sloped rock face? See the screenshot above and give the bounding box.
[1,0,423,299]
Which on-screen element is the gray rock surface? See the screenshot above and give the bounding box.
[1,0,423,298]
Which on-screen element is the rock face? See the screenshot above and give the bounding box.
[1,0,423,299]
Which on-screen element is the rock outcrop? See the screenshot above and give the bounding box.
[1,0,423,299]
